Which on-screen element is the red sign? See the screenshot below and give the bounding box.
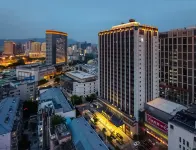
[146,113,168,133]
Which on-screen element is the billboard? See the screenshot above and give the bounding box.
[146,113,168,133]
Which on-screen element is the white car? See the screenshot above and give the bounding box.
[134,141,140,147]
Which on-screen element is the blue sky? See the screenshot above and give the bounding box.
[0,0,196,43]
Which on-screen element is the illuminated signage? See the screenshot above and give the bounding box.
[146,113,168,133]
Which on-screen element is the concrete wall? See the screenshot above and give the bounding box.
[72,80,98,97]
[168,122,196,150]
[0,132,11,150]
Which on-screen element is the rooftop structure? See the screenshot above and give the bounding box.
[147,98,187,116]
[68,117,108,150]
[55,124,71,142]
[39,88,73,113]
[170,105,196,133]
[0,97,20,134]
[66,70,96,82]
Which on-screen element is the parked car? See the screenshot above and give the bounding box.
[134,141,140,147]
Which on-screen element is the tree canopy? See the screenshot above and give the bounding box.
[51,115,65,129]
[71,95,83,105]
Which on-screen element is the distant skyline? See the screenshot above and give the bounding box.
[0,0,196,43]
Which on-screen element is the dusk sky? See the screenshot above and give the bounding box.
[0,0,196,43]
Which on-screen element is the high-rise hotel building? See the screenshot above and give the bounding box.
[98,19,159,121]
[46,30,68,65]
[159,27,196,105]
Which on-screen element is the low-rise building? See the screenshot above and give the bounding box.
[38,88,76,149]
[143,98,186,145]
[0,80,37,101]
[75,63,98,76]
[68,117,108,150]
[16,64,56,81]
[60,70,98,97]
[49,124,75,150]
[0,97,22,150]
[38,88,75,118]
[168,105,196,150]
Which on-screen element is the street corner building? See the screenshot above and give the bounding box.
[98,19,159,137]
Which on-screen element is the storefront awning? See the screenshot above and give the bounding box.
[97,107,123,127]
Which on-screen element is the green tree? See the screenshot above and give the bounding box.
[71,95,83,105]
[54,77,60,83]
[51,115,65,129]
[38,79,48,85]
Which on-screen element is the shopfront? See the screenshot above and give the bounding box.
[144,112,168,145]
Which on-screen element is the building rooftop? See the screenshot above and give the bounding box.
[55,124,71,140]
[170,104,196,134]
[0,97,20,134]
[39,88,73,112]
[147,98,187,116]
[68,117,108,150]
[16,64,55,70]
[66,70,96,82]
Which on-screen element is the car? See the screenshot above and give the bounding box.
[134,141,140,147]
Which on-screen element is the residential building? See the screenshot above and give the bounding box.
[38,88,76,149]
[0,97,22,150]
[159,27,196,105]
[38,88,75,118]
[16,64,56,82]
[41,42,46,52]
[98,19,159,136]
[31,42,41,52]
[46,30,68,65]
[0,80,37,101]
[49,124,75,150]
[67,117,108,150]
[143,97,186,145]
[60,70,98,97]
[3,41,16,55]
[168,104,196,150]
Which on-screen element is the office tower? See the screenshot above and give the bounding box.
[46,30,68,65]
[98,19,159,121]
[41,42,46,51]
[15,43,24,55]
[31,42,41,52]
[159,27,196,106]
[3,41,16,55]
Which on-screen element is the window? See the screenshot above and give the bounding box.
[170,124,174,129]
[179,137,181,142]
[183,147,185,150]
[183,139,185,145]
[187,141,189,147]
[179,145,181,148]
[194,137,196,142]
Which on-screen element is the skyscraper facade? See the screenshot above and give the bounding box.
[46,30,68,65]
[3,41,16,55]
[98,19,159,121]
[159,27,196,105]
